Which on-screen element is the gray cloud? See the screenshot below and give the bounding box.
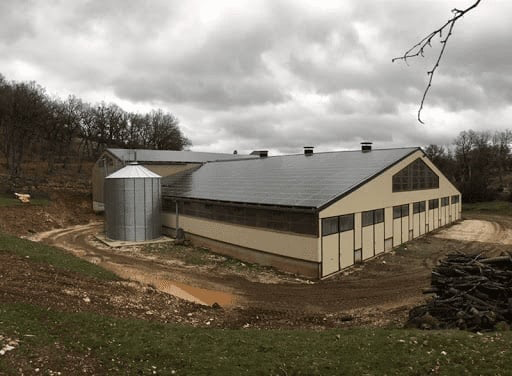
[1,0,511,154]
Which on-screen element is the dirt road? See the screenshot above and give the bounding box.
[435,217,512,244]
[30,213,512,327]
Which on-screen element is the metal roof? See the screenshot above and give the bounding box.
[106,163,161,179]
[107,148,257,164]
[162,147,420,209]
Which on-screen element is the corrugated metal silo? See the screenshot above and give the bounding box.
[104,162,161,241]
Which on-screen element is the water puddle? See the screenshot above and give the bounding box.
[106,263,235,307]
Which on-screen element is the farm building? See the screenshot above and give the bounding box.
[160,144,461,279]
[92,148,257,212]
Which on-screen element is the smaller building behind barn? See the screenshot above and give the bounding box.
[92,148,257,212]
[160,145,461,279]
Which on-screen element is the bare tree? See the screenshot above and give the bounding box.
[392,0,481,124]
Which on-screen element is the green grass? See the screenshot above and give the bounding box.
[1,303,511,375]
[462,200,512,216]
[0,193,50,207]
[0,232,118,281]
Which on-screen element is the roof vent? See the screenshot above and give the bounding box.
[361,142,373,152]
[304,146,314,156]
[250,150,268,158]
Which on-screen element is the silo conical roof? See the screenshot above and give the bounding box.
[106,163,161,179]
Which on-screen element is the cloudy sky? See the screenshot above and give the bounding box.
[1,0,510,154]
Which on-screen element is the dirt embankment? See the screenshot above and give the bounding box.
[0,190,97,236]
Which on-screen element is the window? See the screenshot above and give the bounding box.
[441,197,450,206]
[364,209,384,226]
[374,209,384,224]
[362,211,374,227]
[322,217,338,236]
[413,201,426,214]
[393,205,409,218]
[392,158,439,192]
[340,214,354,232]
[451,195,460,204]
[428,199,439,210]
[393,205,402,219]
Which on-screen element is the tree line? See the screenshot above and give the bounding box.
[0,74,190,178]
[425,130,512,203]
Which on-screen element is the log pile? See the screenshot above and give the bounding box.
[407,252,512,331]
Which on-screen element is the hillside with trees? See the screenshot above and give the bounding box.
[0,74,190,186]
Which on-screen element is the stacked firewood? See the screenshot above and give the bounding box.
[407,252,512,331]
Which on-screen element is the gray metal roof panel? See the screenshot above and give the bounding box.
[107,148,257,164]
[162,148,420,209]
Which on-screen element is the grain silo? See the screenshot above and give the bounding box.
[104,162,161,241]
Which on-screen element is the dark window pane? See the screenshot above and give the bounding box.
[322,217,338,236]
[362,211,374,227]
[413,202,420,214]
[393,206,402,219]
[340,214,354,232]
[374,209,384,224]
[429,199,439,209]
[401,204,409,217]
[419,201,426,212]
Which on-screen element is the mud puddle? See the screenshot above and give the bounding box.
[106,263,235,306]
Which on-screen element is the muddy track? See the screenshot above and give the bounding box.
[32,214,512,320]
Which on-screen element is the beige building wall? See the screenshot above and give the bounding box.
[340,231,354,268]
[322,234,338,275]
[375,222,384,254]
[318,149,461,278]
[92,153,124,212]
[161,212,319,263]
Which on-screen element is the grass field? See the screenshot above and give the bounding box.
[1,228,512,374]
[0,232,118,280]
[1,303,511,375]
[463,200,512,216]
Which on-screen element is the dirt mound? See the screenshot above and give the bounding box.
[0,189,97,236]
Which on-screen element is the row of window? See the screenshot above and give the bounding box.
[163,199,318,236]
[322,195,461,236]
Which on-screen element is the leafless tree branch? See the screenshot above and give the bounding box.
[392,0,481,124]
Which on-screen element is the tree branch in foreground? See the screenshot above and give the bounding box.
[392,0,481,124]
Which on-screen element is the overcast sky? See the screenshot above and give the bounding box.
[1,0,510,155]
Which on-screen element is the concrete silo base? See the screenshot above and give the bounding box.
[95,233,173,248]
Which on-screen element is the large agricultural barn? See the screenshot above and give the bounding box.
[160,144,461,279]
[92,148,257,212]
